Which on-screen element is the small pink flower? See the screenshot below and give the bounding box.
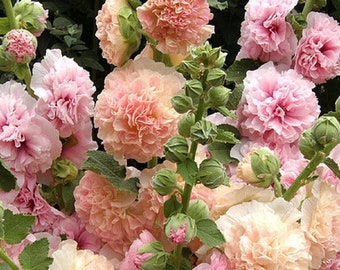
[236,62,320,145]
[3,29,37,63]
[31,49,95,138]
[137,0,214,55]
[94,58,185,163]
[0,81,61,176]
[169,223,187,245]
[194,249,231,270]
[293,12,340,84]
[236,0,298,66]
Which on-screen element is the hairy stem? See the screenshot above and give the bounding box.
[2,0,18,29]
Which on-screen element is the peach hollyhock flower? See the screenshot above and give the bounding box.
[0,81,62,176]
[236,0,298,66]
[194,249,231,270]
[31,49,95,138]
[49,239,115,270]
[95,0,131,67]
[301,180,340,268]
[94,58,185,163]
[136,0,214,55]
[216,198,311,269]
[293,12,340,84]
[236,62,320,145]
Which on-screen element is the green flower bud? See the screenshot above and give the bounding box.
[207,86,231,107]
[190,120,218,145]
[165,213,197,244]
[152,168,178,196]
[298,130,322,159]
[140,253,167,270]
[196,158,228,189]
[178,113,196,138]
[171,94,194,114]
[186,199,210,221]
[190,42,227,69]
[186,79,203,104]
[181,60,201,76]
[312,116,340,146]
[206,68,226,86]
[164,136,189,163]
[237,147,280,188]
[52,159,78,185]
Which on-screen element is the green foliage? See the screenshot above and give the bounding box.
[0,160,16,192]
[196,219,225,248]
[208,0,228,10]
[176,159,198,186]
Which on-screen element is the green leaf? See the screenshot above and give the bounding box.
[196,219,225,248]
[215,129,240,144]
[0,17,10,35]
[208,0,228,10]
[332,0,340,10]
[61,172,82,214]
[3,210,35,244]
[226,84,244,110]
[164,194,182,218]
[323,157,340,179]
[226,59,261,84]
[215,106,237,119]
[82,150,139,193]
[176,159,198,186]
[19,238,53,270]
[138,241,165,253]
[208,142,238,165]
[53,17,73,28]
[0,161,16,192]
[0,263,12,270]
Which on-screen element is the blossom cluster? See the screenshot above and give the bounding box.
[0,0,339,269]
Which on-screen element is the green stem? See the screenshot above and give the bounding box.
[147,156,158,169]
[23,64,36,98]
[273,176,283,197]
[173,245,183,269]
[0,247,20,270]
[302,0,316,19]
[2,0,18,29]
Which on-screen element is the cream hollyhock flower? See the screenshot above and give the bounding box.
[49,240,115,270]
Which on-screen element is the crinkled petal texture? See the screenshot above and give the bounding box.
[293,12,340,84]
[301,181,340,269]
[137,0,214,55]
[236,62,320,145]
[95,0,130,67]
[236,0,298,66]
[31,49,95,138]
[216,198,311,269]
[49,240,115,270]
[0,81,61,176]
[94,58,185,163]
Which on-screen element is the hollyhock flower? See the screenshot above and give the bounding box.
[194,249,231,270]
[320,252,340,270]
[236,62,320,145]
[0,81,61,176]
[31,49,95,138]
[95,0,131,67]
[2,29,37,64]
[136,0,214,55]
[293,12,340,84]
[49,239,115,270]
[94,58,185,163]
[216,198,311,269]
[301,180,340,268]
[236,0,298,66]
[119,230,156,270]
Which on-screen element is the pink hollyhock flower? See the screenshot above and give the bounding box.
[31,49,95,138]
[236,62,320,145]
[320,252,340,270]
[194,249,231,270]
[301,180,340,268]
[236,0,298,66]
[293,12,340,84]
[94,58,185,163]
[216,198,311,269]
[49,239,115,270]
[119,230,156,270]
[136,0,214,55]
[95,0,132,67]
[0,81,61,176]
[2,29,37,64]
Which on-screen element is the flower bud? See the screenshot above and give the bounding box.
[206,68,226,86]
[207,86,231,107]
[13,0,48,36]
[312,116,340,146]
[152,168,177,196]
[52,159,78,185]
[190,120,218,145]
[165,213,197,244]
[186,79,203,104]
[140,253,167,270]
[164,136,189,163]
[186,199,210,221]
[237,147,280,188]
[178,113,196,138]
[181,60,201,76]
[196,158,228,189]
[298,130,322,160]
[171,94,194,114]
[2,29,37,64]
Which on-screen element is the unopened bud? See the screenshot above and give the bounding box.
[206,68,226,86]
[190,120,218,145]
[312,116,340,146]
[171,94,194,114]
[165,213,197,244]
[152,168,177,196]
[298,130,322,159]
[52,159,78,185]
[208,86,231,107]
[186,79,203,104]
[178,113,196,138]
[164,136,189,163]
[186,199,210,221]
[196,158,228,189]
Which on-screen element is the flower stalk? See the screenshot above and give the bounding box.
[302,0,316,18]
[0,247,20,270]
[2,0,18,29]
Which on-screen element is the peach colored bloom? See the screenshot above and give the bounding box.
[137,0,214,55]
[301,180,340,268]
[94,58,185,163]
[95,0,131,66]
[293,12,340,84]
[194,249,231,270]
[49,240,115,270]
[216,198,311,269]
